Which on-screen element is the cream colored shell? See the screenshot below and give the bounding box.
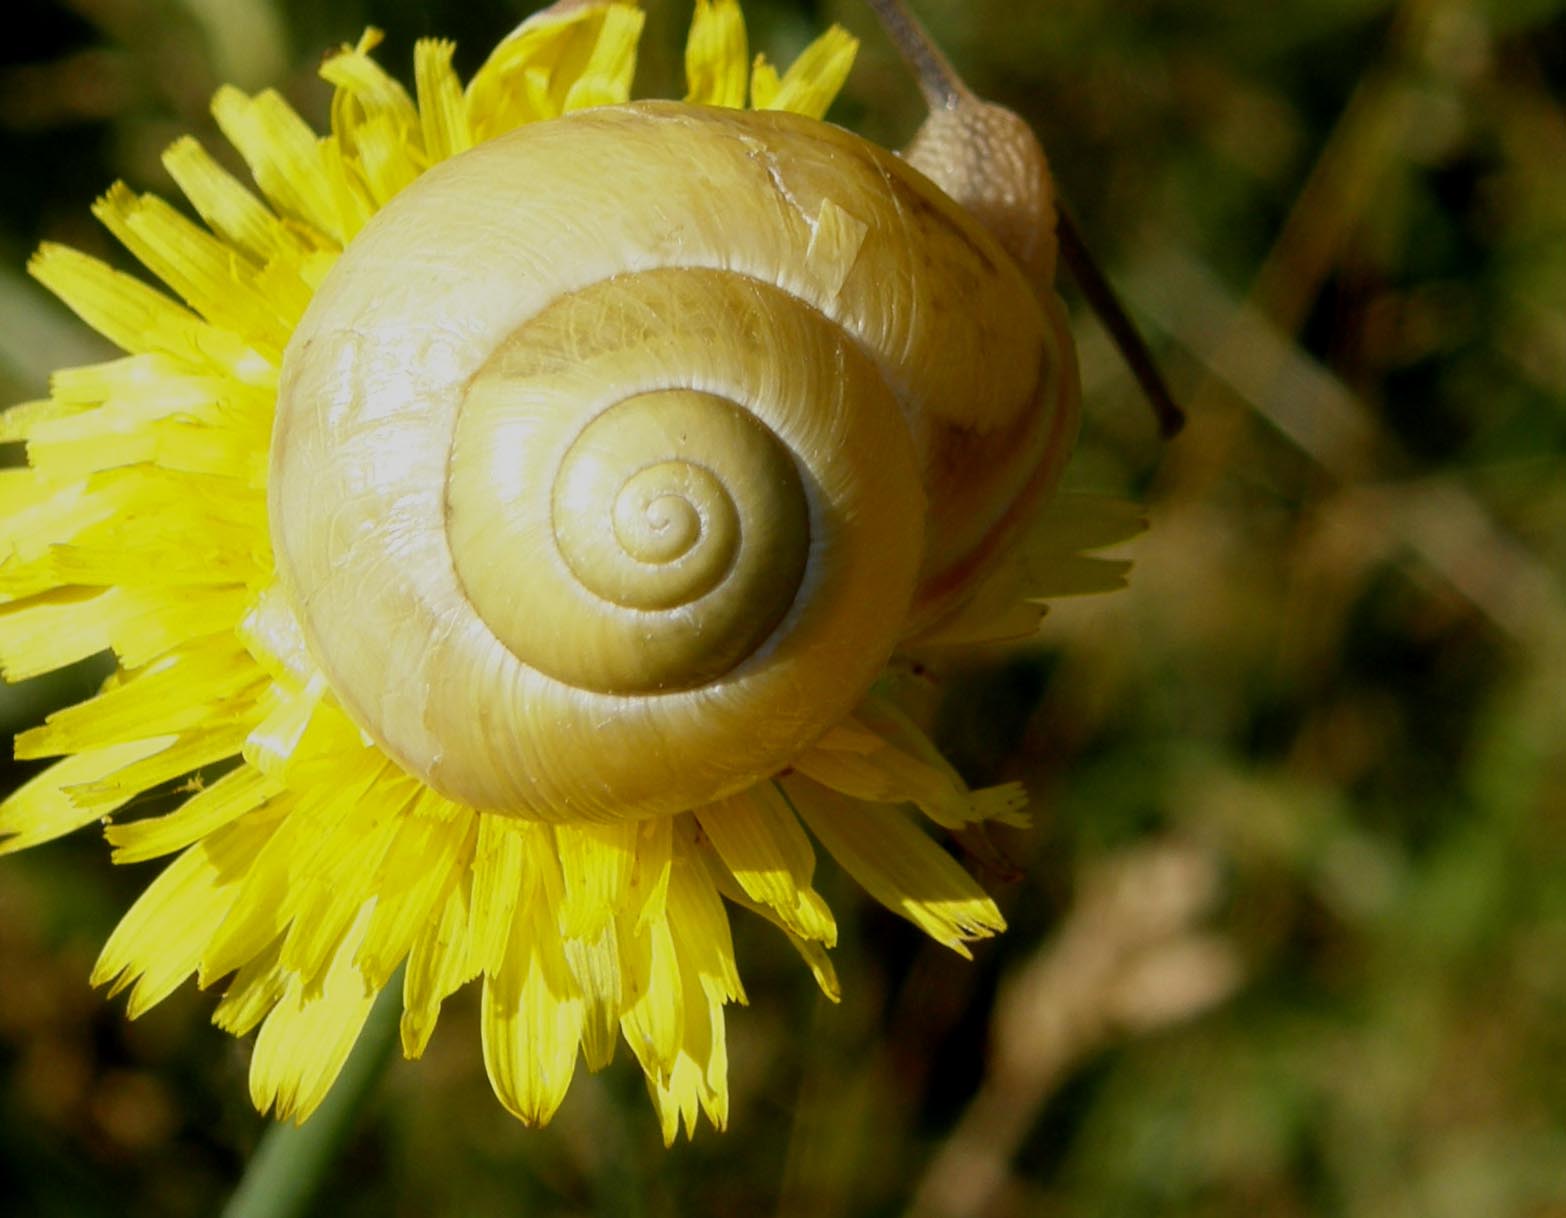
[270,101,1077,823]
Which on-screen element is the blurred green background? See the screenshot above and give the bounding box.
[2,0,1565,1214]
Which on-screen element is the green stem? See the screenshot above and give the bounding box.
[220,975,403,1218]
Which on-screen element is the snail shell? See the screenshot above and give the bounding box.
[270,100,1078,823]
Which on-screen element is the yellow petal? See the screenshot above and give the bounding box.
[15,639,262,759]
[105,585,255,671]
[618,909,683,1078]
[0,588,115,681]
[322,36,419,160]
[695,784,836,944]
[463,813,533,978]
[562,920,621,1072]
[0,482,114,601]
[93,804,286,1017]
[685,0,747,108]
[249,910,378,1123]
[0,740,168,856]
[355,805,471,989]
[0,585,244,682]
[11,467,268,597]
[313,134,375,244]
[91,183,289,354]
[401,818,480,1059]
[797,702,1029,831]
[106,763,281,863]
[242,672,325,778]
[627,814,673,931]
[466,3,642,138]
[913,495,1144,647]
[553,820,637,939]
[199,749,386,982]
[695,846,841,1002]
[345,113,422,207]
[51,352,234,406]
[666,838,745,1005]
[211,86,346,244]
[750,25,856,119]
[161,135,297,264]
[785,777,1005,957]
[211,939,286,1035]
[0,398,86,444]
[646,959,729,1144]
[414,39,472,162]
[277,775,412,990]
[481,888,584,1126]
[28,243,265,378]
[749,56,781,111]
[538,822,622,1068]
[561,5,645,111]
[69,722,250,815]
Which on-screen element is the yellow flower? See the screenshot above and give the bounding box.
[0,0,1129,1142]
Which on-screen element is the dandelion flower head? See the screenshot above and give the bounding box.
[0,0,1130,1140]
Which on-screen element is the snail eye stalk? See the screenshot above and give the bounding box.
[865,0,1185,438]
[1055,204,1186,438]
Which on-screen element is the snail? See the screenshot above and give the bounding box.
[270,0,1095,824]
[0,0,1177,1135]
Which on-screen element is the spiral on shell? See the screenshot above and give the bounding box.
[270,101,1078,822]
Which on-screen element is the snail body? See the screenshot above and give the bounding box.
[272,99,1078,823]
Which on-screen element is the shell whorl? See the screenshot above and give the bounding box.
[270,101,1075,822]
[448,273,826,698]
[495,385,807,693]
